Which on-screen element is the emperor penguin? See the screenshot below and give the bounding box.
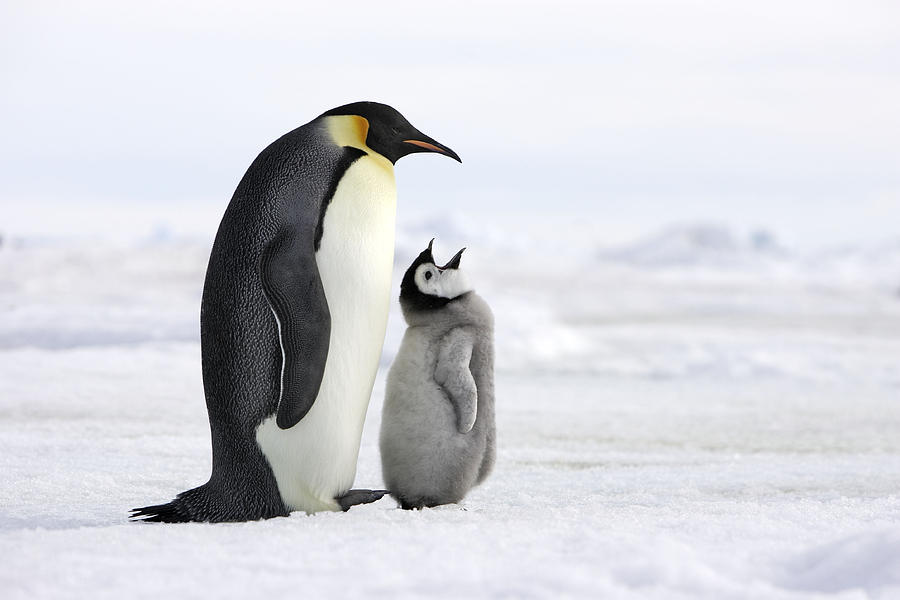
[132,102,461,522]
[380,241,496,509]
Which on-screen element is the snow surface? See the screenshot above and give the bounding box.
[1,218,900,599]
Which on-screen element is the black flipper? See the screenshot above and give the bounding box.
[335,489,390,512]
[260,228,331,430]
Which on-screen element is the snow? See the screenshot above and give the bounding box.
[1,218,900,599]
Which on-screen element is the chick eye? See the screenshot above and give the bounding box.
[424,271,433,280]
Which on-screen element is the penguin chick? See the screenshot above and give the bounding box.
[380,240,495,509]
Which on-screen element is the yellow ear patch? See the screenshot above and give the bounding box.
[326,115,369,150]
[325,114,393,171]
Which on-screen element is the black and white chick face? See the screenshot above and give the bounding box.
[400,240,472,312]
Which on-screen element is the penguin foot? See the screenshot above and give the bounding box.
[335,489,390,512]
[397,495,461,510]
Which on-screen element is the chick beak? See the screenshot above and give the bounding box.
[439,247,466,270]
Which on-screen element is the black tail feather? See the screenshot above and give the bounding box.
[130,484,211,523]
[130,501,192,523]
[130,480,289,523]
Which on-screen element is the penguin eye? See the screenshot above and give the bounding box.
[424,271,433,281]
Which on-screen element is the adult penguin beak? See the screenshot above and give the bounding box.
[439,248,466,270]
[403,135,462,163]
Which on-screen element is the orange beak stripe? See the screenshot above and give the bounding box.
[403,139,446,153]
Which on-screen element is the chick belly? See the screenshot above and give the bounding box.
[382,378,477,503]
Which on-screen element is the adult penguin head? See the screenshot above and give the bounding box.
[321,102,461,164]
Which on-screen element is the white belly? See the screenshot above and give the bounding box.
[256,155,396,512]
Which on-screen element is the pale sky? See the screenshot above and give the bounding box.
[1,0,898,246]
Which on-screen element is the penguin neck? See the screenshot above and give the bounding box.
[402,292,493,331]
[324,115,394,172]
